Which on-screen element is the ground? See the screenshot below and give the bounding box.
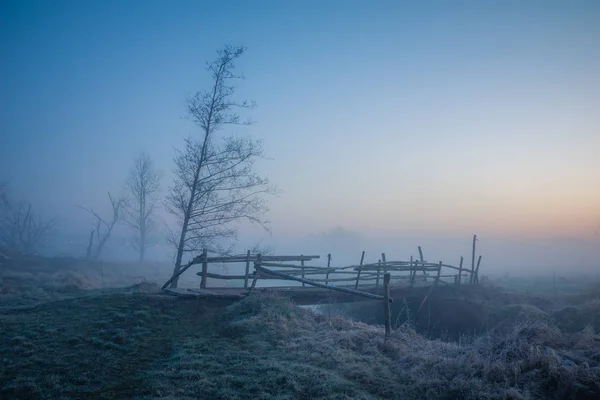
[1,257,600,399]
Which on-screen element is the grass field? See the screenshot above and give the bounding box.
[1,261,600,399]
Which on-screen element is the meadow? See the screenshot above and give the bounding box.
[1,257,599,399]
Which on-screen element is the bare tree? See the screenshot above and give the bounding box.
[0,183,6,204]
[124,151,162,261]
[166,45,277,288]
[80,192,127,259]
[0,187,56,255]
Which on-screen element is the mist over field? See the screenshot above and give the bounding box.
[27,225,600,279]
[2,0,599,280]
[2,2,600,399]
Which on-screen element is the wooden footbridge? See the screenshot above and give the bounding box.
[162,236,484,309]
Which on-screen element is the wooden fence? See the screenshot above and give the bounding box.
[162,235,484,338]
[162,238,483,293]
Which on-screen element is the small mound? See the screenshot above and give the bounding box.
[217,294,600,399]
[50,270,97,291]
[494,303,550,326]
[553,300,600,333]
[222,292,318,341]
[526,296,555,312]
[127,281,159,292]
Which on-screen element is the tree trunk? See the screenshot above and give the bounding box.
[169,67,217,287]
[94,230,110,258]
[170,215,190,288]
[139,198,145,262]
[170,162,201,288]
[139,235,145,262]
[86,229,94,258]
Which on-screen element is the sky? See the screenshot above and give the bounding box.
[1,0,599,273]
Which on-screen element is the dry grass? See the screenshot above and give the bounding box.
[553,300,600,334]
[1,284,600,399]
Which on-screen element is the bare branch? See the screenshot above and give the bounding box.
[0,189,57,255]
[166,46,277,288]
[81,192,126,259]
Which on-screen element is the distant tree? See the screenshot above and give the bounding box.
[124,151,162,262]
[80,192,127,259]
[165,45,277,288]
[0,185,57,255]
[0,183,6,203]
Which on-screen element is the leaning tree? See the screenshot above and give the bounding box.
[166,45,277,288]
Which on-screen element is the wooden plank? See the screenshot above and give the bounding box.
[317,270,358,275]
[418,246,427,281]
[244,250,251,288]
[254,265,392,302]
[247,254,262,296]
[474,255,482,284]
[355,264,440,271]
[196,272,258,280]
[471,234,477,284]
[200,249,208,288]
[301,276,367,283]
[384,273,391,337]
[205,255,320,263]
[325,253,332,284]
[375,259,381,293]
[438,264,464,272]
[262,255,320,261]
[194,271,421,284]
[301,256,305,287]
[261,262,326,269]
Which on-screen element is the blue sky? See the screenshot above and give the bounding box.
[1,0,599,270]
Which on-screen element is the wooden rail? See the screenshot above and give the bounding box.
[163,237,484,295]
[163,238,485,338]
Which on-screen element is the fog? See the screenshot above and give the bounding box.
[2,0,599,280]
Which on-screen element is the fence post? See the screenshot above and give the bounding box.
[301,255,305,287]
[354,251,365,290]
[375,259,381,294]
[458,256,463,285]
[382,253,387,275]
[200,248,208,288]
[436,261,442,286]
[470,234,477,284]
[474,255,482,284]
[244,250,251,288]
[418,246,426,281]
[248,253,262,296]
[384,273,391,337]
[325,253,332,284]
[410,255,415,285]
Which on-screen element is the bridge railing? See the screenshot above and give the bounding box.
[162,233,484,291]
[163,235,484,291]
[167,250,481,291]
